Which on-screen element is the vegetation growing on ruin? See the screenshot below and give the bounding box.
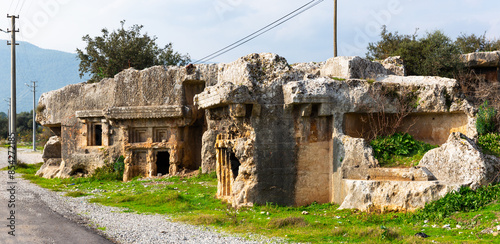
[9,163,500,243]
[370,133,438,167]
[367,26,500,78]
[476,101,498,136]
[478,133,500,158]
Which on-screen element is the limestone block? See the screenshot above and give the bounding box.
[320,56,389,79]
[461,51,500,67]
[377,56,406,76]
[339,180,460,212]
[35,158,63,179]
[42,136,61,161]
[419,132,500,189]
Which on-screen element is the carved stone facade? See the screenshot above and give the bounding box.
[36,53,498,211]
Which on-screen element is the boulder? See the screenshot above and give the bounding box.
[339,180,460,212]
[42,136,61,161]
[419,132,500,189]
[320,56,389,79]
[35,158,64,178]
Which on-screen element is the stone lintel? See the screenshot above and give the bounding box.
[76,110,105,118]
[104,105,189,120]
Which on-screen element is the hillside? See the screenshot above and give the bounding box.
[0,40,87,113]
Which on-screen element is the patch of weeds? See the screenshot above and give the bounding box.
[414,184,500,220]
[476,100,497,136]
[478,133,500,158]
[267,217,308,228]
[90,156,125,181]
[370,133,438,167]
[65,191,88,197]
[329,76,346,81]
[366,79,376,84]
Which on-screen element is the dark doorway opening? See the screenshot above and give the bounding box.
[156,151,170,175]
[229,152,240,179]
[95,124,102,146]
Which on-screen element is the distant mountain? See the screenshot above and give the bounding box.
[0,40,87,113]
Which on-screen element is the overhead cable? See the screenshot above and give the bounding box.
[193,0,324,64]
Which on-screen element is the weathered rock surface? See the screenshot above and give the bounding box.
[42,136,61,161]
[377,56,406,76]
[462,51,500,67]
[36,158,63,178]
[420,132,500,189]
[339,180,460,212]
[320,56,389,79]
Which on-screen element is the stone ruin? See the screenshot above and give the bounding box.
[35,53,500,211]
[462,51,500,82]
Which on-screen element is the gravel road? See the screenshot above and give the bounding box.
[0,148,281,244]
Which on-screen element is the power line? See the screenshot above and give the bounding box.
[193,0,325,64]
[194,0,318,64]
[14,0,22,15]
[17,0,27,15]
[8,0,15,14]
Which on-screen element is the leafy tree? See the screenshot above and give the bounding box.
[455,33,500,54]
[0,112,7,139]
[367,26,463,78]
[77,20,190,83]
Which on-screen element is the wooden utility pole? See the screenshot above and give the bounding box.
[333,0,338,57]
[26,81,37,151]
[7,14,19,164]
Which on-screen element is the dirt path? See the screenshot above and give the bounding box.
[0,148,114,244]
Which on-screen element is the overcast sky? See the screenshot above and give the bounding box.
[0,0,499,64]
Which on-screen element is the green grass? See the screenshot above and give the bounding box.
[6,163,500,243]
[1,143,45,151]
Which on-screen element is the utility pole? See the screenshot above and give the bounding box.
[26,81,37,151]
[7,14,19,164]
[333,0,338,57]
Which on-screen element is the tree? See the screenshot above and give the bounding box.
[367,26,463,78]
[77,20,190,83]
[455,33,500,54]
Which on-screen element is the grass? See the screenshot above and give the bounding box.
[1,142,45,151]
[7,163,500,243]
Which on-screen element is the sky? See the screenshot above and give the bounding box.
[0,0,499,64]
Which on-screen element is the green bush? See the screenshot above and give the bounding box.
[476,101,497,136]
[414,184,500,220]
[91,156,125,181]
[370,133,437,167]
[478,133,500,158]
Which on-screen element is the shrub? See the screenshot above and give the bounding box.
[370,133,437,167]
[91,156,125,181]
[478,133,500,158]
[414,184,500,220]
[476,101,497,136]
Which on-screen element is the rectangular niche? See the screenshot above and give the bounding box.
[154,128,171,143]
[130,128,148,143]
